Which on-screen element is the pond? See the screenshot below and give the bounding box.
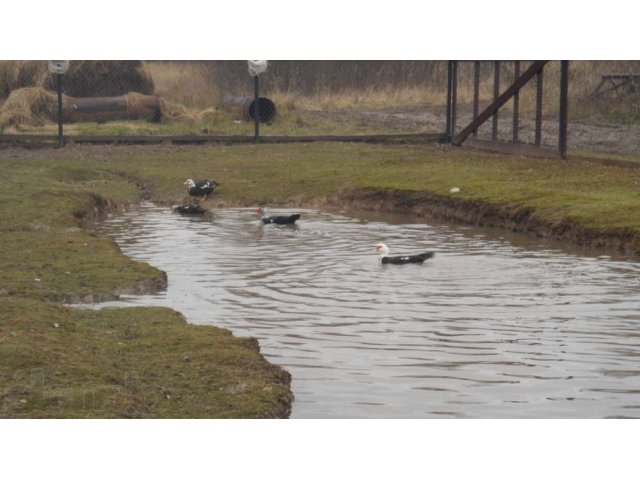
[91,203,640,418]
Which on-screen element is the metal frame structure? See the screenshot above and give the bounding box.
[446,60,569,158]
[1,61,570,158]
[591,74,640,97]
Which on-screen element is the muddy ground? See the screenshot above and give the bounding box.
[308,105,640,157]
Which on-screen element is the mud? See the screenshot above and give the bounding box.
[308,105,640,156]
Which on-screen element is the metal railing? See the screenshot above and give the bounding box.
[1,60,640,159]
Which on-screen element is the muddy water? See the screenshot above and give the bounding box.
[92,203,640,418]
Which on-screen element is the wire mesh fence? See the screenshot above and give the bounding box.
[1,60,640,156]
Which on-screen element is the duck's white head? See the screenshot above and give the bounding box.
[184,179,196,189]
[374,243,389,257]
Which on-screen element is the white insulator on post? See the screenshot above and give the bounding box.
[248,60,269,76]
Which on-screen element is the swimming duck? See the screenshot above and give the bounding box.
[374,243,434,264]
[256,207,300,225]
[173,204,206,215]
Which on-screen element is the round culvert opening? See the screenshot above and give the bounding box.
[248,97,277,123]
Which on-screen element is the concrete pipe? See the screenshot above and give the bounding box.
[63,94,162,123]
[222,96,277,123]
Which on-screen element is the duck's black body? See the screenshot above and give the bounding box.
[261,214,300,225]
[257,208,300,225]
[173,204,206,215]
[381,252,434,264]
[187,179,218,198]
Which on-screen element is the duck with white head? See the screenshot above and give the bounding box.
[374,243,434,264]
[184,178,219,202]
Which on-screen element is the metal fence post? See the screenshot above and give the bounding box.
[535,65,544,146]
[473,61,480,138]
[492,61,500,141]
[56,73,64,147]
[445,61,453,141]
[513,61,520,143]
[254,75,260,143]
[559,60,569,158]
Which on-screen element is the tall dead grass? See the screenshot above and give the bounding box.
[145,62,219,109]
[146,60,640,122]
[0,87,58,127]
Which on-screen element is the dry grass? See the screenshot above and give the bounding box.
[145,60,640,123]
[4,61,640,131]
[437,61,640,121]
[270,85,445,111]
[146,62,219,109]
[0,87,58,127]
[0,88,161,128]
[0,60,154,99]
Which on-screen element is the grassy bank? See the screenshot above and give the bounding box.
[0,151,293,418]
[0,298,292,418]
[3,141,640,417]
[5,142,640,234]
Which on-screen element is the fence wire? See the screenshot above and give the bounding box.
[1,60,640,157]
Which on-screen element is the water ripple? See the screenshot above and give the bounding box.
[90,204,640,418]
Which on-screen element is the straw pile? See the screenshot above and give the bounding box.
[0,87,59,127]
[159,97,198,120]
[0,61,50,99]
[56,61,155,97]
[0,60,154,99]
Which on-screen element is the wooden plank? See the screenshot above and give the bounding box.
[452,60,548,145]
[0,135,59,142]
[0,133,448,146]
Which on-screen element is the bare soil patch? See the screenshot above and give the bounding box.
[307,105,640,156]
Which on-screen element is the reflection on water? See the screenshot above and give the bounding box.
[91,203,640,418]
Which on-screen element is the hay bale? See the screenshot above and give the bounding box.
[53,61,155,97]
[0,61,50,98]
[0,60,155,99]
[0,87,58,127]
[124,92,161,122]
[0,108,44,128]
[159,97,198,120]
[0,88,165,127]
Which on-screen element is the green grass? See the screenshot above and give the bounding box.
[3,141,640,418]
[54,142,640,231]
[0,147,295,418]
[0,298,291,418]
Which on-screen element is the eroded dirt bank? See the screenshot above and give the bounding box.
[329,188,640,256]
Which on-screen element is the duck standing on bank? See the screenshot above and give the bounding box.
[257,207,300,225]
[374,243,434,264]
[184,178,219,202]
